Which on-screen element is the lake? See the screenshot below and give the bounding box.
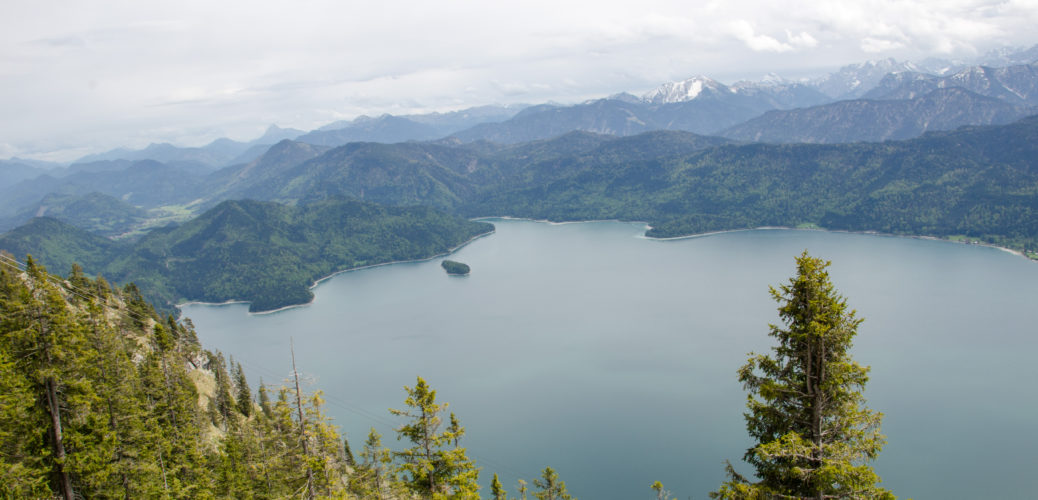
[181,219,1038,499]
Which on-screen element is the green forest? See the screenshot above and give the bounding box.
[0,252,894,499]
[0,199,494,314]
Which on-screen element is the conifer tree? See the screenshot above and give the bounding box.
[532,466,572,500]
[390,376,480,498]
[0,261,50,497]
[350,427,394,499]
[210,351,235,426]
[343,435,356,467]
[712,252,893,500]
[235,361,252,417]
[10,257,89,500]
[491,473,507,500]
[258,381,273,419]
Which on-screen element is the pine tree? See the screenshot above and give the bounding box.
[712,252,893,500]
[390,376,480,499]
[532,466,572,500]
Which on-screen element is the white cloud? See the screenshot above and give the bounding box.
[787,30,819,48]
[0,0,1036,160]
[729,20,795,52]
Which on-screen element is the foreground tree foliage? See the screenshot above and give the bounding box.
[0,254,349,498]
[712,252,894,500]
[390,376,480,499]
[0,254,583,499]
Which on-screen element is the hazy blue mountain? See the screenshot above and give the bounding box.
[863,62,1038,105]
[297,115,445,146]
[301,105,524,147]
[0,160,207,223]
[809,58,927,99]
[720,88,1035,143]
[975,43,1038,68]
[72,124,304,169]
[0,159,55,190]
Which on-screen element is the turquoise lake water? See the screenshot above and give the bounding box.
[182,219,1038,499]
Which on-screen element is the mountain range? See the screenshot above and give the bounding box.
[3,48,1038,313]
[5,115,1038,313]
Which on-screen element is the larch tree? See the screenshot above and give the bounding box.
[712,252,894,500]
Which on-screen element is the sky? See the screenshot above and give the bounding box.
[2,0,1038,162]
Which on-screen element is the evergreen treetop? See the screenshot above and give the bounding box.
[712,251,893,499]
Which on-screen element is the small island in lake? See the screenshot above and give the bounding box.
[441,260,471,275]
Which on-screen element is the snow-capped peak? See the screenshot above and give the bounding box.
[642,76,728,104]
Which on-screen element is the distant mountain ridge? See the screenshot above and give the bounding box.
[73,124,304,169]
[720,87,1036,143]
[864,61,1038,105]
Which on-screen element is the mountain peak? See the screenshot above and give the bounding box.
[642,76,728,104]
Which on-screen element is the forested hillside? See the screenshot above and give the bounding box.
[0,255,579,499]
[0,199,494,313]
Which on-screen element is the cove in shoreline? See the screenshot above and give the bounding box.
[175,228,496,315]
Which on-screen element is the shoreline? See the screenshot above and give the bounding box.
[178,218,1033,315]
[641,224,1030,259]
[482,216,1032,259]
[176,226,496,315]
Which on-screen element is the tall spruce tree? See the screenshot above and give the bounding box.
[712,252,893,500]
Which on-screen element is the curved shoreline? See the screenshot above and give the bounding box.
[176,227,496,315]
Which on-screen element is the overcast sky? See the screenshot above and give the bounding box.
[3,0,1037,161]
